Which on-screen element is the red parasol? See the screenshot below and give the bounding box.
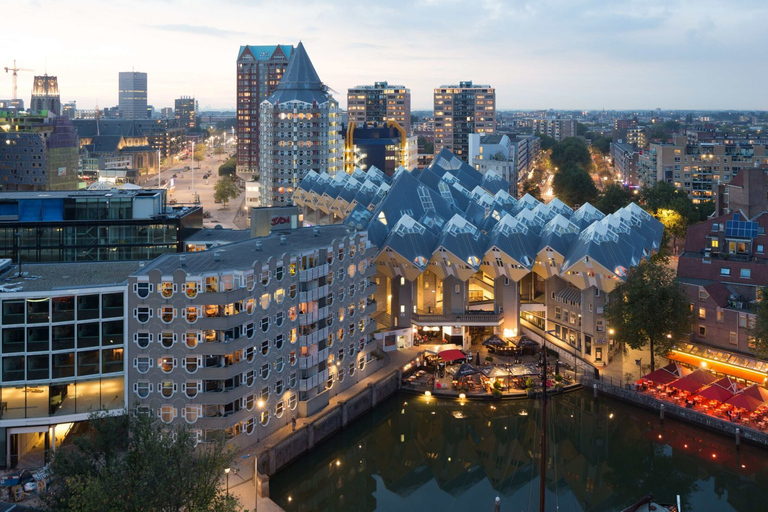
[668,369,717,393]
[641,363,691,385]
[438,349,466,362]
[695,377,743,403]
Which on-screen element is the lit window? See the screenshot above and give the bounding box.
[134,381,152,398]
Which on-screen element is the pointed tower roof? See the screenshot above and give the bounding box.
[265,42,332,106]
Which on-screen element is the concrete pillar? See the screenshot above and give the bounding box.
[442,275,467,315]
[495,276,520,335]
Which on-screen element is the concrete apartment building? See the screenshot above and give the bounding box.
[118,72,148,120]
[127,225,379,448]
[532,118,577,142]
[344,124,418,177]
[637,136,768,203]
[468,133,540,195]
[434,82,495,162]
[258,42,342,206]
[174,96,196,130]
[347,82,411,135]
[675,167,768,383]
[610,141,639,186]
[0,260,136,468]
[295,148,663,367]
[236,44,294,175]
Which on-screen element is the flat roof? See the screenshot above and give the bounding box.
[0,261,142,293]
[184,228,252,244]
[137,225,361,276]
[0,189,163,200]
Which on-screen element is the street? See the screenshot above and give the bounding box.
[136,150,247,230]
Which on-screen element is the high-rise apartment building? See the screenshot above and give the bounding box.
[347,82,411,135]
[118,71,148,119]
[62,101,76,119]
[175,96,196,130]
[532,118,577,141]
[433,81,495,161]
[30,75,61,115]
[236,45,294,174]
[258,42,341,206]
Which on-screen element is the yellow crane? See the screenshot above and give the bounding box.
[4,60,33,100]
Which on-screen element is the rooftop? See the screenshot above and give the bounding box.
[0,261,141,293]
[0,188,163,200]
[184,227,252,244]
[136,225,358,276]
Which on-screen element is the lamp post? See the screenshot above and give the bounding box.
[224,467,230,499]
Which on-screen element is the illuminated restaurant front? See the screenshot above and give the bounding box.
[668,342,768,386]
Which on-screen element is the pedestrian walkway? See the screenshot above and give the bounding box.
[227,346,422,511]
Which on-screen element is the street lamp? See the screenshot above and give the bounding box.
[224,467,231,498]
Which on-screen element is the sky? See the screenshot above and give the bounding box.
[4,0,768,112]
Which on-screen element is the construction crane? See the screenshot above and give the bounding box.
[4,60,33,100]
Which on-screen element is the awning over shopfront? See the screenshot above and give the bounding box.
[439,349,467,362]
[668,343,768,384]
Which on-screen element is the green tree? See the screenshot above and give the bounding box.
[604,258,693,372]
[218,156,237,177]
[193,143,207,168]
[576,122,588,136]
[45,411,239,512]
[749,287,768,358]
[550,137,592,170]
[214,144,225,160]
[552,162,598,207]
[418,136,434,154]
[656,208,687,248]
[591,135,612,155]
[214,176,241,207]
[594,183,633,214]
[521,180,543,201]
[535,132,557,151]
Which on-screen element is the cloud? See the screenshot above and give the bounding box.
[148,24,245,38]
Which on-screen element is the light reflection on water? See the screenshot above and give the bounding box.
[271,390,768,512]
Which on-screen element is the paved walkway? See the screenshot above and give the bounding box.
[227,346,423,511]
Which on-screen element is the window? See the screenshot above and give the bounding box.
[261,269,271,286]
[274,357,285,373]
[730,332,738,345]
[289,284,297,299]
[260,386,270,402]
[159,381,177,398]
[244,322,255,339]
[244,272,255,291]
[358,357,365,370]
[698,308,706,320]
[134,381,152,399]
[205,276,218,293]
[183,356,201,373]
[275,288,285,304]
[159,306,176,323]
[739,314,747,328]
[720,267,731,276]
[135,332,152,349]
[182,404,202,424]
[135,306,152,323]
[555,307,561,320]
[261,317,270,333]
[288,372,297,389]
[185,331,200,349]
[261,340,270,356]
[134,356,152,374]
[289,393,297,410]
[289,350,297,367]
[135,282,152,299]
[260,363,270,380]
[717,310,724,323]
[260,409,270,426]
[275,400,284,418]
[275,334,284,350]
[159,356,176,373]
[246,298,255,315]
[275,311,284,327]
[740,268,751,279]
[758,245,764,254]
[349,362,356,377]
[160,281,174,298]
[183,380,201,398]
[699,326,706,337]
[184,306,200,323]
[159,405,176,424]
[699,289,709,301]
[276,266,284,281]
[260,293,270,310]
[339,247,345,261]
[275,379,284,395]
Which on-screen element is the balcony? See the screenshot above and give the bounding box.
[411,311,503,326]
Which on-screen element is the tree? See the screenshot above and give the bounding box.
[418,136,434,154]
[535,132,557,151]
[45,411,239,512]
[193,143,207,168]
[214,176,241,207]
[214,145,225,160]
[550,137,592,170]
[603,258,693,372]
[594,183,633,214]
[591,136,612,156]
[576,122,588,136]
[656,208,687,248]
[521,180,543,201]
[749,287,768,358]
[218,156,237,177]
[552,162,598,207]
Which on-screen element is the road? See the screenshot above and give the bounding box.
[137,151,247,230]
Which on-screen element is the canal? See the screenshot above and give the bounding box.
[271,389,768,511]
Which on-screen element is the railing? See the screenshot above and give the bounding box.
[411,311,503,324]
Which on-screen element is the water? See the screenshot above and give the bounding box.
[271,390,768,511]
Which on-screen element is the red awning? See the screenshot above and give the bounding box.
[742,384,768,402]
[696,379,739,403]
[668,369,717,393]
[439,349,466,362]
[641,363,691,385]
[725,392,765,412]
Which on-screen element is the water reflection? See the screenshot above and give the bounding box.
[271,390,768,512]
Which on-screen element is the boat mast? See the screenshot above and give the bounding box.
[539,343,547,512]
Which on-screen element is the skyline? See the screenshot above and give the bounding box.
[3,0,768,112]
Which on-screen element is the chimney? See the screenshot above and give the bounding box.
[255,240,262,251]
[180,255,186,267]
[280,235,287,245]
[214,251,221,262]
[313,227,320,237]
